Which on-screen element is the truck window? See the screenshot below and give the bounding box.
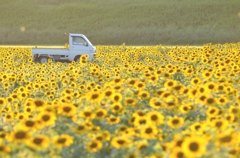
[72,36,86,45]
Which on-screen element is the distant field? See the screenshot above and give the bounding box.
[0,0,240,45]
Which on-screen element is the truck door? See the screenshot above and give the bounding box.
[70,36,91,60]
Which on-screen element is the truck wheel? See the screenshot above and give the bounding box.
[74,56,80,62]
[39,57,48,63]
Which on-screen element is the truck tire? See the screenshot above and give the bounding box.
[39,57,48,63]
[74,55,81,62]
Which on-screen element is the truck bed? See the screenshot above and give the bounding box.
[32,48,70,55]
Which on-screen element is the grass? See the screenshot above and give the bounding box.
[0,0,239,45]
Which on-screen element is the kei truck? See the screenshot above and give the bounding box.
[32,33,96,63]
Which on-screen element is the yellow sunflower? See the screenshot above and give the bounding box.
[168,116,184,129]
[37,111,57,127]
[86,140,102,153]
[52,134,74,148]
[94,108,107,120]
[182,135,207,157]
[7,130,30,143]
[146,111,165,125]
[57,103,77,117]
[79,109,95,120]
[111,102,123,113]
[140,125,158,139]
[111,136,131,149]
[110,92,123,102]
[27,135,50,150]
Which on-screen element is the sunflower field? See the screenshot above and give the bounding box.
[0,43,239,158]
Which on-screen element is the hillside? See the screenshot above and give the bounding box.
[0,0,240,45]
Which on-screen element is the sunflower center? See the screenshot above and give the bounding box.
[115,79,120,83]
[139,119,146,124]
[0,133,6,138]
[129,154,136,158]
[183,89,189,94]
[220,136,232,143]
[177,152,184,158]
[210,109,215,114]
[138,112,145,116]
[172,119,179,124]
[141,93,147,97]
[91,94,99,99]
[77,125,84,130]
[42,115,50,121]
[130,117,135,123]
[26,120,35,127]
[174,86,181,90]
[229,149,237,155]
[154,102,161,106]
[33,138,43,144]
[129,80,135,85]
[0,100,3,104]
[97,111,104,117]
[157,90,163,95]
[105,91,112,96]
[218,86,224,90]
[57,138,66,144]
[167,102,175,107]
[15,131,26,139]
[151,115,158,121]
[90,142,97,148]
[199,88,204,93]
[84,112,91,116]
[208,85,214,89]
[66,90,71,94]
[96,136,102,141]
[195,125,200,130]
[120,127,126,131]
[215,121,222,127]
[192,90,197,95]
[207,98,214,104]
[138,84,143,88]
[189,142,199,151]
[63,107,71,113]
[232,109,238,114]
[126,99,134,104]
[167,82,173,86]
[176,140,183,147]
[139,145,147,150]
[0,146,5,152]
[117,140,125,145]
[35,100,44,107]
[110,118,116,122]
[145,128,152,134]
[163,93,170,98]
[114,96,120,101]
[183,107,188,111]
[115,86,121,90]
[226,116,231,121]
[194,79,198,84]
[114,105,120,110]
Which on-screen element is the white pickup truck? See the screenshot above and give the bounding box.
[32,33,96,63]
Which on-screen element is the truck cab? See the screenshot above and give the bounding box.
[32,33,96,63]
